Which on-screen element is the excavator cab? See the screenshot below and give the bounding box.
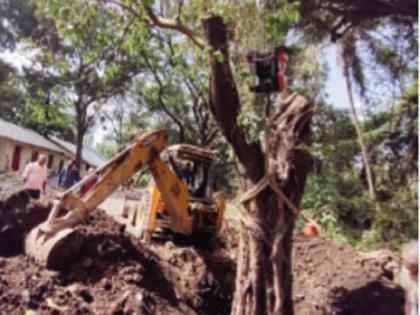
[167,145,214,200]
[138,145,225,241]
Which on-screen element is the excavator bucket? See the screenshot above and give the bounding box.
[0,190,83,270]
[23,194,89,270]
[24,225,83,270]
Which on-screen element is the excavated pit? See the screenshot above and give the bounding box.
[0,191,406,314]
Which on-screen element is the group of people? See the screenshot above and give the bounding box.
[21,155,97,200]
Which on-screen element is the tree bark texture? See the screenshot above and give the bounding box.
[75,125,84,170]
[75,102,85,170]
[202,16,315,315]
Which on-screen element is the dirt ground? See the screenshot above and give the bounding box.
[0,190,405,315]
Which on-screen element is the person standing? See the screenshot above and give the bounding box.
[179,161,195,188]
[21,154,48,199]
[400,240,418,315]
[58,160,80,189]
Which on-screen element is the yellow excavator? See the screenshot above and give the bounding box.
[25,130,226,268]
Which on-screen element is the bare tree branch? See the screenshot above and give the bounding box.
[103,0,141,17]
[116,15,136,49]
[141,52,185,142]
[204,127,219,147]
[141,0,206,48]
[104,0,206,48]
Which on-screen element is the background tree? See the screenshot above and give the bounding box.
[0,0,38,49]
[0,0,75,140]
[0,60,76,141]
[301,82,418,251]
[293,0,418,249]
[294,0,418,212]
[129,31,219,146]
[0,61,26,123]
[32,1,150,167]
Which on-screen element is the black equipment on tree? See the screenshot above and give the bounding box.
[247,46,289,94]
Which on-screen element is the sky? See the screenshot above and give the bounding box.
[323,45,351,109]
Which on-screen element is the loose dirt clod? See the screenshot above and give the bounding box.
[0,191,405,314]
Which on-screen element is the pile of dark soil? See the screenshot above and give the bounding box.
[0,191,405,315]
[0,194,235,315]
[0,190,51,256]
[292,233,404,315]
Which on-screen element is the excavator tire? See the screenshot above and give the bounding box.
[0,190,51,256]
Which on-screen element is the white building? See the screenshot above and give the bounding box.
[0,118,105,175]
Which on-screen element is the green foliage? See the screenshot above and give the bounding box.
[0,60,75,140]
[126,30,218,147]
[0,0,38,49]
[265,1,300,41]
[96,142,118,159]
[24,99,75,141]
[0,61,26,121]
[295,0,418,104]
[303,83,418,251]
[362,184,418,251]
[135,173,152,187]
[237,94,267,143]
[212,141,238,193]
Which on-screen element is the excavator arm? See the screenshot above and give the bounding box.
[25,130,192,267]
[45,130,191,235]
[148,158,192,235]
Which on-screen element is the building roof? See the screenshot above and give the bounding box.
[0,118,65,153]
[48,136,106,167]
[0,118,106,167]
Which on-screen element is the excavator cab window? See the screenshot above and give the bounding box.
[179,161,195,188]
[168,152,213,201]
[190,161,213,200]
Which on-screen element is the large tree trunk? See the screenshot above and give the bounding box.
[202,16,315,315]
